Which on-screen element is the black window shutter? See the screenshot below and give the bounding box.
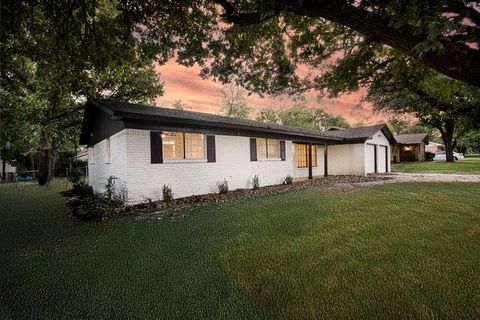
[150,131,163,163]
[280,141,286,161]
[250,138,257,161]
[206,135,216,162]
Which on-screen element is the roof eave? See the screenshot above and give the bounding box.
[112,110,343,143]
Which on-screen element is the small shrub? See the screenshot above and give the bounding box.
[251,174,260,190]
[425,151,435,161]
[162,184,173,202]
[283,174,293,185]
[104,176,128,206]
[217,179,229,194]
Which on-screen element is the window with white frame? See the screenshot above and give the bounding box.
[162,131,206,160]
[256,138,280,159]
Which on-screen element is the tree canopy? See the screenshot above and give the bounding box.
[1,0,164,184]
[256,103,350,131]
[218,84,251,118]
[366,60,480,161]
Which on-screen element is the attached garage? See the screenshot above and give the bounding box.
[323,124,395,176]
[377,145,388,173]
[365,144,376,174]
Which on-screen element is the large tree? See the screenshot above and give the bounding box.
[218,84,251,118]
[366,61,480,162]
[118,0,480,100]
[212,0,480,87]
[1,0,163,185]
[256,103,350,130]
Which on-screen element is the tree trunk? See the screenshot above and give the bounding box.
[440,121,456,162]
[38,125,53,186]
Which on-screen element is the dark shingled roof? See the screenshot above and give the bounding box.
[81,99,395,145]
[320,124,395,142]
[86,99,343,141]
[394,133,428,144]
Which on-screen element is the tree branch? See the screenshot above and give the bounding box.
[215,0,480,87]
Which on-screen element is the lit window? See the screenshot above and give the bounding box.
[268,139,280,158]
[185,133,205,159]
[256,138,280,159]
[162,131,205,160]
[256,138,267,158]
[296,144,317,168]
[162,132,184,159]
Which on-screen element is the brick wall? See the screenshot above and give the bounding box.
[123,129,297,202]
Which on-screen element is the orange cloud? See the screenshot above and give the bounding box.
[155,60,388,124]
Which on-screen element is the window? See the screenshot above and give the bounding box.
[256,138,280,159]
[296,144,317,168]
[89,146,95,164]
[268,139,280,158]
[162,131,205,160]
[105,138,111,164]
[256,138,267,158]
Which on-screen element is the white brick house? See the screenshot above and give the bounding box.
[80,100,395,203]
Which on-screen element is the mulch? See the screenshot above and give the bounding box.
[117,175,392,220]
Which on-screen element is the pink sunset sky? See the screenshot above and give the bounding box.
[155,60,388,125]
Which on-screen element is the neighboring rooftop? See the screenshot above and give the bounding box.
[394,133,429,144]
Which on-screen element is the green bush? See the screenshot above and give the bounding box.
[217,179,229,194]
[283,174,293,185]
[162,184,173,202]
[425,152,435,161]
[251,174,260,190]
[104,176,128,206]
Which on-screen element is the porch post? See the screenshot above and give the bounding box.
[308,143,313,179]
[324,144,328,177]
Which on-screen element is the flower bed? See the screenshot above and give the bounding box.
[62,175,392,221]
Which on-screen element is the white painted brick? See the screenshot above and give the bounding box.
[87,128,390,203]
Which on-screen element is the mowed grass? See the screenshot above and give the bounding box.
[392,159,480,174]
[1,182,480,319]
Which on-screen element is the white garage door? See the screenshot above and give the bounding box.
[378,145,387,173]
[365,144,376,174]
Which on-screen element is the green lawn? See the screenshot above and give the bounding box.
[1,182,480,319]
[465,154,480,158]
[392,159,480,174]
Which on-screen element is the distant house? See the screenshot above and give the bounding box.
[393,133,429,162]
[80,100,395,203]
[425,142,444,153]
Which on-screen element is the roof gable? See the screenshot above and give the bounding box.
[394,133,429,144]
[320,124,396,143]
